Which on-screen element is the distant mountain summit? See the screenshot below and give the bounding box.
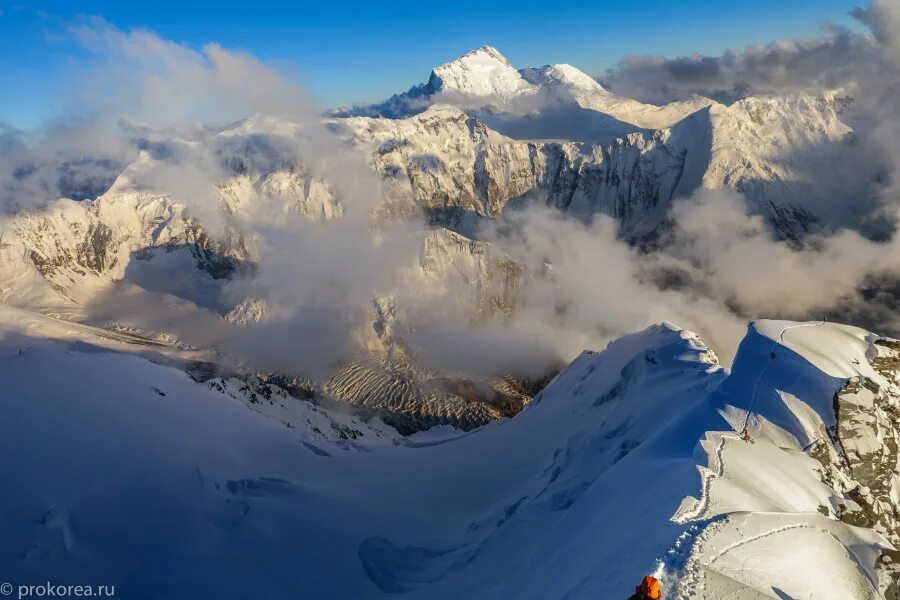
[428,44,535,98]
[332,45,711,129]
[331,45,859,240]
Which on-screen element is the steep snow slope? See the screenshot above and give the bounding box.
[1,316,896,598]
[429,45,536,100]
[0,302,398,443]
[698,92,859,237]
[670,321,897,598]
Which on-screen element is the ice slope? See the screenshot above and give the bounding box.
[0,302,214,365]
[0,313,895,598]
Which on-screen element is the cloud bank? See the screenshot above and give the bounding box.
[6,4,900,387]
[602,23,878,105]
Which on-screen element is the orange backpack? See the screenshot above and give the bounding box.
[638,575,660,599]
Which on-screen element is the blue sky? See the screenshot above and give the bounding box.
[1,0,865,128]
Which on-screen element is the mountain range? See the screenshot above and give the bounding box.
[1,43,899,598]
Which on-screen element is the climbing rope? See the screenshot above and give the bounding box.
[739,319,827,439]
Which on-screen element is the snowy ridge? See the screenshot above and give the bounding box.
[429,45,536,100]
[1,309,898,597]
[337,46,709,129]
[520,62,713,129]
[667,320,897,598]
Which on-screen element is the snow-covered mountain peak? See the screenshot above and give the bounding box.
[334,45,715,129]
[520,62,609,94]
[429,45,535,99]
[458,44,511,65]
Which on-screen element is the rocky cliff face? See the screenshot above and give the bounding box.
[0,133,345,309]
[414,227,523,320]
[339,87,855,242]
[340,105,688,239]
[0,190,239,307]
[816,337,900,596]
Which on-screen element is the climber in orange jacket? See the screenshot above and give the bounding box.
[628,575,661,600]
